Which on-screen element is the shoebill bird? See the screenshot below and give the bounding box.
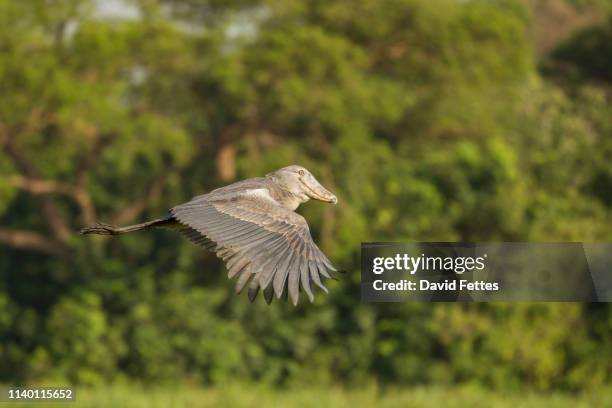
[81,165,339,305]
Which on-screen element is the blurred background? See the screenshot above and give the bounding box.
[1,0,611,406]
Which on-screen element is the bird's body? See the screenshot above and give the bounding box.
[81,165,339,305]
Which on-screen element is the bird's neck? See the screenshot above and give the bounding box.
[267,183,309,211]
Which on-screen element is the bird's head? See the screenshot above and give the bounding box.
[268,165,338,205]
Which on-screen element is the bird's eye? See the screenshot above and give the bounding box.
[298,170,305,176]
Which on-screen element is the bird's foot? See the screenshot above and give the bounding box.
[79,222,118,235]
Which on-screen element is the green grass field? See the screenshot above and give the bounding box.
[4,384,612,408]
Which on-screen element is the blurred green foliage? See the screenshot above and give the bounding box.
[0,0,611,391]
[7,383,612,408]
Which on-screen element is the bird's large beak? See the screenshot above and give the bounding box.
[302,175,338,204]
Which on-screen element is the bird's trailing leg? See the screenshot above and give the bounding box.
[80,222,123,235]
[80,216,175,235]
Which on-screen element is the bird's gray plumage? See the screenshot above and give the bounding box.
[81,165,339,306]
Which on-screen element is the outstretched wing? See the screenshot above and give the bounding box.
[170,189,336,305]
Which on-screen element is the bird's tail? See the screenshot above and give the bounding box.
[80,215,175,236]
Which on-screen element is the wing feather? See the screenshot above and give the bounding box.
[235,265,254,294]
[260,243,289,292]
[228,255,250,279]
[300,261,314,302]
[248,279,260,302]
[309,260,328,293]
[263,284,274,305]
[274,249,297,298]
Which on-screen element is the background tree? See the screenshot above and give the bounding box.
[0,0,610,390]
